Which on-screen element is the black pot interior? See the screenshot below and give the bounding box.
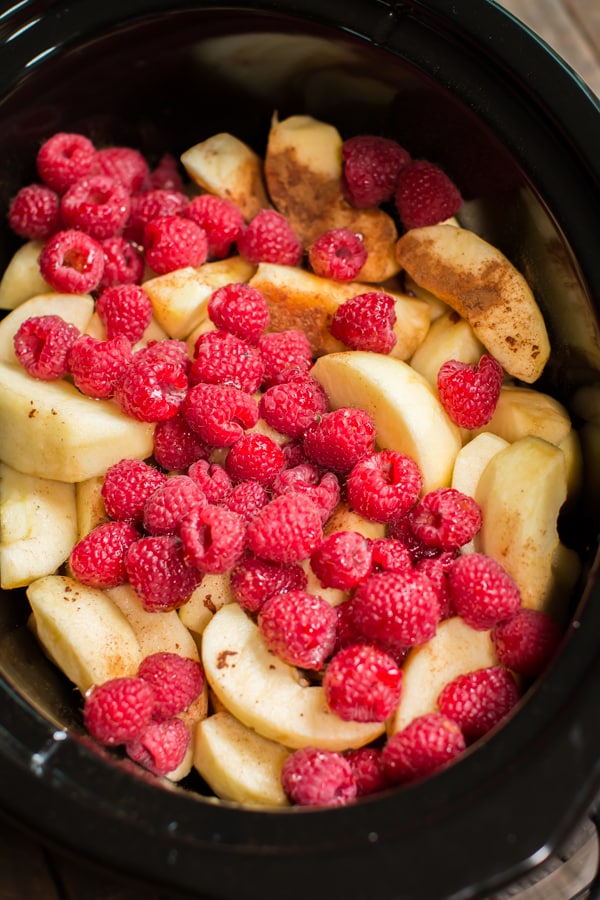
[0,2,600,899]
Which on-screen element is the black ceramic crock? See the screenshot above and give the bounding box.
[0,2,600,898]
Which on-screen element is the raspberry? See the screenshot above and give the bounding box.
[448,553,521,630]
[257,329,313,387]
[137,652,204,720]
[187,459,232,504]
[395,159,463,229]
[281,439,310,469]
[95,284,153,342]
[183,383,259,447]
[190,330,264,394]
[125,189,189,243]
[36,132,96,194]
[8,183,61,240]
[258,373,328,439]
[150,154,184,192]
[143,215,208,274]
[330,291,397,354]
[258,589,337,670]
[142,474,207,536]
[369,537,412,574]
[126,717,191,777]
[246,492,323,564]
[114,354,188,422]
[207,282,270,343]
[303,407,376,473]
[347,450,423,523]
[91,146,150,194]
[272,465,340,523]
[342,135,411,208]
[38,229,104,293]
[310,531,372,590]
[344,747,388,796]
[69,520,139,589]
[388,512,441,564]
[325,643,402,723]
[237,209,302,266]
[414,552,456,620]
[334,597,365,653]
[437,666,520,742]
[437,354,504,429]
[308,228,368,281]
[14,314,80,380]
[222,479,269,521]
[409,488,482,551]
[351,569,440,652]
[224,433,285,486]
[101,459,166,523]
[184,194,245,259]
[281,747,357,808]
[153,414,210,471]
[382,713,466,784]
[137,338,191,371]
[60,175,130,240]
[99,236,144,290]
[180,504,246,574]
[68,334,133,399]
[83,676,155,746]
[229,555,307,614]
[126,534,203,611]
[491,608,562,679]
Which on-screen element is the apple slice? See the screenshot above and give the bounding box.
[409,309,484,387]
[106,584,200,662]
[194,711,290,807]
[0,292,94,364]
[395,224,550,383]
[201,603,385,751]
[178,572,235,638]
[0,462,78,589]
[0,241,52,310]
[451,433,510,554]
[474,384,572,446]
[0,361,155,482]
[75,476,108,541]
[311,351,462,492]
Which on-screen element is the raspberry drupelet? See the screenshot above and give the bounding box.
[83,676,155,746]
[310,531,373,590]
[95,284,153,343]
[222,479,269,522]
[99,236,144,290]
[323,643,403,722]
[492,607,562,679]
[308,228,367,281]
[395,159,463,229]
[448,552,521,630]
[344,747,388,796]
[346,450,423,524]
[126,717,191,778]
[184,194,245,259]
[69,520,139,589]
[152,414,210,471]
[257,329,314,387]
[142,474,207,536]
[8,183,61,241]
[330,291,397,355]
[369,537,413,574]
[258,373,328,439]
[258,589,338,670]
[409,487,482,551]
[437,666,520,742]
[382,713,466,784]
[207,282,270,344]
[60,174,130,240]
[14,314,80,381]
[224,433,285,486]
[341,134,411,208]
[137,652,204,720]
[125,189,189,243]
[190,330,264,394]
[68,334,133,399]
[91,145,150,195]
[36,132,96,194]
[180,504,247,574]
[150,154,185,192]
[281,747,357,808]
[126,534,203,612]
[183,383,259,447]
[114,353,188,422]
[229,555,308,614]
[143,214,208,274]
[437,354,503,429]
[101,458,167,523]
[303,407,376,473]
[272,464,340,524]
[237,209,302,266]
[187,459,232,504]
[38,229,105,293]
[246,492,323,564]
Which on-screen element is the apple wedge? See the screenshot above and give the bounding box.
[0,292,94,364]
[194,711,290,807]
[0,240,52,310]
[395,224,550,383]
[311,351,462,492]
[178,572,235,638]
[409,309,484,387]
[75,476,108,541]
[106,584,200,662]
[202,603,385,751]
[474,384,572,446]
[451,433,509,553]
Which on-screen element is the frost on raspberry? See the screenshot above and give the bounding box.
[308,228,367,281]
[437,666,520,742]
[95,284,153,343]
[143,214,208,274]
[229,555,307,614]
[281,747,357,808]
[258,589,337,670]
[126,534,203,611]
[323,643,402,722]
[14,314,80,381]
[342,135,411,208]
[409,488,482,551]
[259,373,328,439]
[330,291,397,355]
[60,174,130,240]
[38,229,105,293]
[68,334,133,399]
[437,354,503,429]
[126,717,191,778]
[69,521,139,589]
[246,492,323,564]
[8,183,61,241]
[83,676,155,746]
[492,608,562,679]
[180,504,246,574]
[382,713,466,784]
[347,450,423,523]
[184,194,245,259]
[448,552,521,630]
[303,407,376,473]
[137,652,204,720]
[190,330,264,394]
[237,209,302,266]
[207,282,270,344]
[101,458,166,523]
[224,433,285,486]
[310,531,372,590]
[395,159,463,229]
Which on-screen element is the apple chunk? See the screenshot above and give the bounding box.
[0,240,52,311]
[0,292,94,364]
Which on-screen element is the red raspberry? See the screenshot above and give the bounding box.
[330,291,397,354]
[36,132,96,194]
[437,354,503,429]
[308,228,368,281]
[126,717,191,777]
[153,414,209,471]
[38,229,105,293]
[369,537,412,574]
[237,209,302,266]
[125,189,189,243]
[281,439,310,469]
[437,666,520,742]
[222,480,269,522]
[409,488,482,551]
[229,555,307,614]
[142,474,207,535]
[183,383,259,448]
[190,330,264,394]
[184,194,245,259]
[448,553,521,630]
[180,504,246,574]
[143,215,208,274]
[136,338,191,371]
[257,329,313,387]
[225,433,285,486]
[324,643,402,722]
[246,492,323,564]
[101,459,166,523]
[67,333,133,398]
[91,146,150,194]
[303,407,376,473]
[258,590,337,670]
[281,747,357,808]
[14,314,80,380]
[69,520,139,589]
[347,450,422,524]
[126,534,203,611]
[342,135,411,208]
[310,531,372,590]
[114,354,188,422]
[187,459,232,504]
[395,159,463,229]
[150,154,184,192]
[259,373,328,439]
[99,236,144,290]
[415,552,456,620]
[137,652,204,720]
[272,465,340,524]
[491,608,562,679]
[334,597,364,653]
[388,512,441,565]
[9,183,61,240]
[95,284,153,342]
[351,569,440,652]
[382,713,466,784]
[344,747,388,796]
[207,282,270,343]
[60,175,130,240]
[83,676,155,746]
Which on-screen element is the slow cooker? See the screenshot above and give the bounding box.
[0,1,599,898]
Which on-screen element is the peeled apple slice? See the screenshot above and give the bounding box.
[0,291,94,363]
[0,240,52,310]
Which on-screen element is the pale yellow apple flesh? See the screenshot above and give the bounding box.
[0,292,94,363]
[409,308,484,387]
[75,476,109,541]
[106,584,200,662]
[473,384,572,445]
[178,572,235,638]
[0,241,52,311]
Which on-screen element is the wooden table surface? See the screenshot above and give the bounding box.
[1,3,600,899]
